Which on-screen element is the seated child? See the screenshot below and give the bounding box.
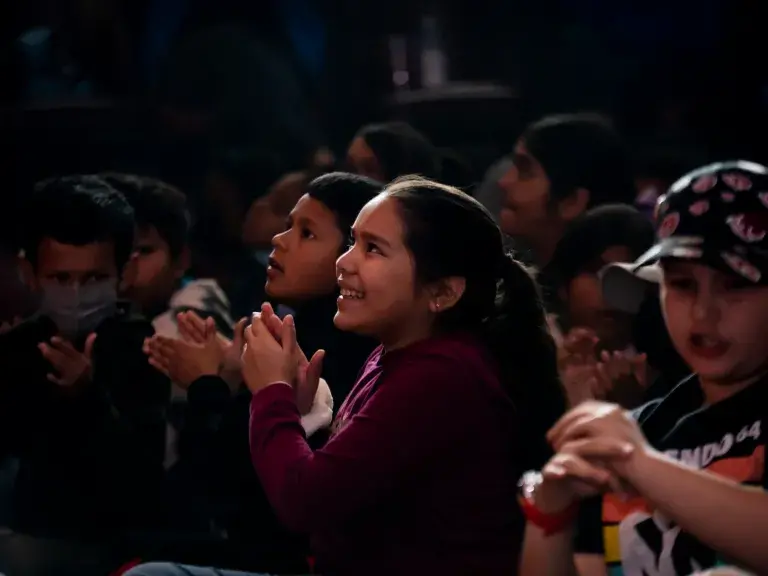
[0,174,169,541]
[519,160,768,576]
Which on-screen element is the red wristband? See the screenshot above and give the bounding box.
[518,494,579,536]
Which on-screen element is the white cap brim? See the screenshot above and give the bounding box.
[600,261,661,314]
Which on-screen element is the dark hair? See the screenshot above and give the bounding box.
[550,204,655,290]
[438,148,475,192]
[356,121,441,182]
[100,173,190,259]
[307,172,384,247]
[25,174,135,270]
[387,176,565,468]
[523,112,635,207]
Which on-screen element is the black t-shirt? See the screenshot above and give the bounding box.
[575,375,767,575]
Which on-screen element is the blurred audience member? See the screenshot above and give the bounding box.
[346,121,441,183]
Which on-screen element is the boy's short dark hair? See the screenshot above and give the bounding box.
[25,175,135,270]
[100,173,190,259]
[523,112,635,207]
[306,172,384,239]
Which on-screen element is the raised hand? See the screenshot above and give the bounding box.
[295,341,325,416]
[219,317,248,389]
[558,328,599,366]
[242,314,295,395]
[143,333,222,389]
[177,310,210,344]
[258,302,286,344]
[256,303,324,414]
[558,327,600,406]
[39,334,97,388]
[595,349,648,398]
[560,360,601,408]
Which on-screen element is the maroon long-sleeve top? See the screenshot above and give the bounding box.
[250,332,524,575]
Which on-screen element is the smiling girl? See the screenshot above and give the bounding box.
[236,177,566,575]
[263,171,382,403]
[140,172,382,573]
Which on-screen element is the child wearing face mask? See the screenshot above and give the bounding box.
[519,161,768,576]
[130,177,566,575]
[139,172,382,573]
[0,175,169,571]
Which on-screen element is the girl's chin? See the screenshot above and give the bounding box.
[333,309,365,332]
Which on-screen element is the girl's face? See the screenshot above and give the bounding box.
[335,195,434,349]
[661,260,768,391]
[265,195,343,303]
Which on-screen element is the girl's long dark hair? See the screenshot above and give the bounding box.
[388,177,565,469]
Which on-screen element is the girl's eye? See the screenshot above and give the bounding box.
[301,227,315,240]
[367,242,382,255]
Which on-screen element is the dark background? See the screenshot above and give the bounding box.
[2,0,766,231]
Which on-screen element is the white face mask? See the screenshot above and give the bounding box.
[38,280,118,338]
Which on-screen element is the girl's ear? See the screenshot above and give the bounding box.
[427,277,466,313]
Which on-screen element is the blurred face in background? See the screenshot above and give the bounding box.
[498,141,567,264]
[346,137,386,182]
[563,245,636,350]
[499,140,591,265]
[128,226,188,315]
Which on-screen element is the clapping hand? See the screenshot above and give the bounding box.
[243,303,324,414]
[177,311,247,389]
[143,330,222,389]
[258,303,325,414]
[39,334,97,388]
[558,327,648,407]
[558,328,600,407]
[595,349,648,395]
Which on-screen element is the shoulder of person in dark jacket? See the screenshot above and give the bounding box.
[165,374,238,534]
[73,304,171,531]
[0,314,56,456]
[94,303,170,408]
[0,305,171,532]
